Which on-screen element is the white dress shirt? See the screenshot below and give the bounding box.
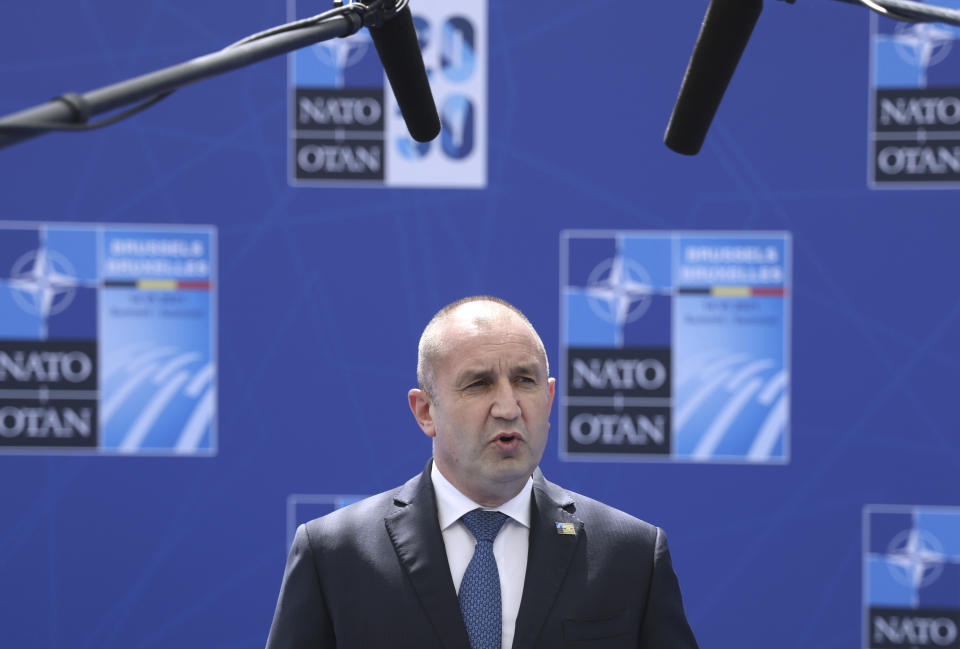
[431,462,531,649]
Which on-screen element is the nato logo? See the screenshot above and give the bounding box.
[871,5,960,185]
[563,234,673,459]
[291,17,386,182]
[0,227,99,448]
[864,506,960,648]
[562,231,790,463]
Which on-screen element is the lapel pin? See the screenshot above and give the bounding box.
[556,522,576,535]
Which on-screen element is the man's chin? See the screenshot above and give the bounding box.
[486,457,536,484]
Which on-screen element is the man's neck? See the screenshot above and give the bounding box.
[431,460,526,508]
[431,461,533,532]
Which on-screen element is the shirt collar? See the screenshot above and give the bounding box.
[431,460,533,531]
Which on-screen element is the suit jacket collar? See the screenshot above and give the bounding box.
[385,461,472,649]
[512,468,582,649]
[385,463,582,649]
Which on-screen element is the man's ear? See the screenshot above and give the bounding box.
[408,389,436,438]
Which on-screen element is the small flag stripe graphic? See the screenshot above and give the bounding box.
[103,280,212,291]
[677,286,786,297]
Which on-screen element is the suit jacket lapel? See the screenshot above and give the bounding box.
[384,463,471,649]
[512,469,582,649]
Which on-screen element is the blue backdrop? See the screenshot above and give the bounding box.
[1,1,958,648]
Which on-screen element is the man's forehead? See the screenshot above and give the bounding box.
[434,308,544,368]
[439,308,533,346]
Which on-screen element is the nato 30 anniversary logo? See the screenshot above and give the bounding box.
[0,222,216,455]
[288,0,486,187]
[871,5,960,186]
[561,231,790,463]
[864,506,960,648]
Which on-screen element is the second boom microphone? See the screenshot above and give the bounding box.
[664,0,764,155]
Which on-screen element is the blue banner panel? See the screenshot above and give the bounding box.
[561,231,790,463]
[0,222,217,455]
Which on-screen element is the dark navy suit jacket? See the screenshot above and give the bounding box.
[265,462,699,649]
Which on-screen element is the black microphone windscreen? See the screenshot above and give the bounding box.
[368,6,441,143]
[664,0,763,155]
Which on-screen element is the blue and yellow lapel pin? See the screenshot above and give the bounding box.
[555,521,576,535]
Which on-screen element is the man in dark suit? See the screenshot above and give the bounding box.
[266,296,699,649]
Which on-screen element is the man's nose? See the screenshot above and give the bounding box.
[490,379,521,420]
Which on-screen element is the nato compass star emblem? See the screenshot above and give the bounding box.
[584,256,656,328]
[7,247,80,318]
[310,31,372,87]
[893,22,956,85]
[885,527,946,589]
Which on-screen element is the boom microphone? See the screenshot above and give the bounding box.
[664,0,763,155]
[367,3,441,142]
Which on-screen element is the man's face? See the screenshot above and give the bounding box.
[410,307,555,506]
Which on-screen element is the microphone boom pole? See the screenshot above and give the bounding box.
[0,0,440,151]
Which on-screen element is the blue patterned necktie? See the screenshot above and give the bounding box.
[459,509,509,649]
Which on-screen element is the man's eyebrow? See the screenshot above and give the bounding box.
[455,367,494,384]
[454,362,542,385]
[511,362,541,377]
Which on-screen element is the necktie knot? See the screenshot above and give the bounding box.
[461,509,508,543]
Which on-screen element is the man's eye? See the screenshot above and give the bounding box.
[516,376,536,384]
[465,380,487,389]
